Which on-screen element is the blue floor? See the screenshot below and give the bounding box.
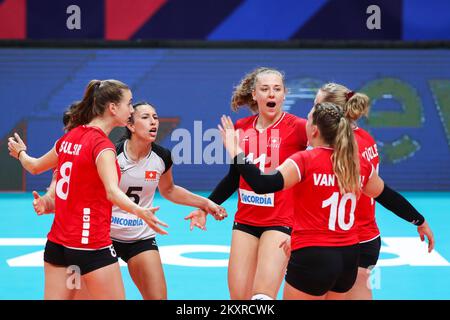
[0,192,449,300]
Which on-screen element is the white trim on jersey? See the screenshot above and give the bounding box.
[253,112,286,131]
[53,141,59,156]
[359,234,380,244]
[285,158,302,183]
[64,244,113,251]
[272,112,286,129]
[95,148,116,165]
[369,164,375,179]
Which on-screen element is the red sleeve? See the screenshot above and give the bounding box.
[54,133,67,156]
[295,117,308,150]
[288,150,307,182]
[55,139,61,155]
[360,157,373,188]
[92,134,116,163]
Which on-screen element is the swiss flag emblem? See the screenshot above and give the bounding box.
[145,170,158,181]
[268,136,282,148]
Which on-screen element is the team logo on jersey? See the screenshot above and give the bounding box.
[267,136,282,148]
[239,189,274,207]
[145,170,158,181]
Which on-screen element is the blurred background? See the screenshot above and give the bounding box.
[0,0,449,300]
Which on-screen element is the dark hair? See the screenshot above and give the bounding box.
[62,101,80,128]
[312,102,360,195]
[65,79,129,131]
[120,101,157,141]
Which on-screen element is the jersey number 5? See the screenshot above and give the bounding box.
[126,186,143,205]
[322,192,356,231]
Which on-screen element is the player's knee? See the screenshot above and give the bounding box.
[251,293,274,300]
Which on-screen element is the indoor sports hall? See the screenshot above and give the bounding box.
[1,0,449,300]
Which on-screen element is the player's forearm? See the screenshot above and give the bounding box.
[375,184,425,226]
[207,164,239,205]
[106,186,141,216]
[162,185,209,210]
[18,152,42,175]
[233,152,284,194]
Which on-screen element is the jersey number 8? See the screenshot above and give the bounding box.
[56,161,72,200]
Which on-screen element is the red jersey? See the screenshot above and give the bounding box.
[48,126,120,249]
[234,112,307,227]
[288,147,373,250]
[354,127,380,242]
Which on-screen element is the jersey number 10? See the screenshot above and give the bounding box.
[322,192,356,231]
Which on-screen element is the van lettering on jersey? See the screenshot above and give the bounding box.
[239,189,274,207]
[313,173,336,187]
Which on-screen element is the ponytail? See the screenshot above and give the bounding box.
[65,79,129,131]
[344,92,370,122]
[318,83,370,122]
[312,102,360,194]
[333,117,360,195]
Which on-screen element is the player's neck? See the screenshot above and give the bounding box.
[126,137,152,161]
[311,137,330,148]
[256,111,283,131]
[86,117,115,136]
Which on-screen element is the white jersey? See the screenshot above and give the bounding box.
[110,140,172,242]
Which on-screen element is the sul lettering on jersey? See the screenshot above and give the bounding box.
[361,143,378,162]
[58,141,82,156]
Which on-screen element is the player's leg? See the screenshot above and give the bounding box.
[43,240,75,300]
[82,262,125,299]
[127,250,167,299]
[72,278,92,300]
[345,267,373,300]
[228,227,259,299]
[251,230,290,299]
[44,262,77,300]
[346,237,380,300]
[72,245,125,300]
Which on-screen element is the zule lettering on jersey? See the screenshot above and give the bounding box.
[354,128,381,242]
[361,143,378,162]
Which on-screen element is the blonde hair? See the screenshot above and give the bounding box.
[231,67,285,113]
[319,83,370,122]
[312,102,360,194]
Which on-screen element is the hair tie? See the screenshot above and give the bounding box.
[345,91,355,101]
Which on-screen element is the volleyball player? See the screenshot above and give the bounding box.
[8,80,168,299]
[315,83,434,299]
[218,102,434,299]
[31,101,226,299]
[187,67,308,300]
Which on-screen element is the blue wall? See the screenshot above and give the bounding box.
[1,48,449,191]
[1,0,450,40]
